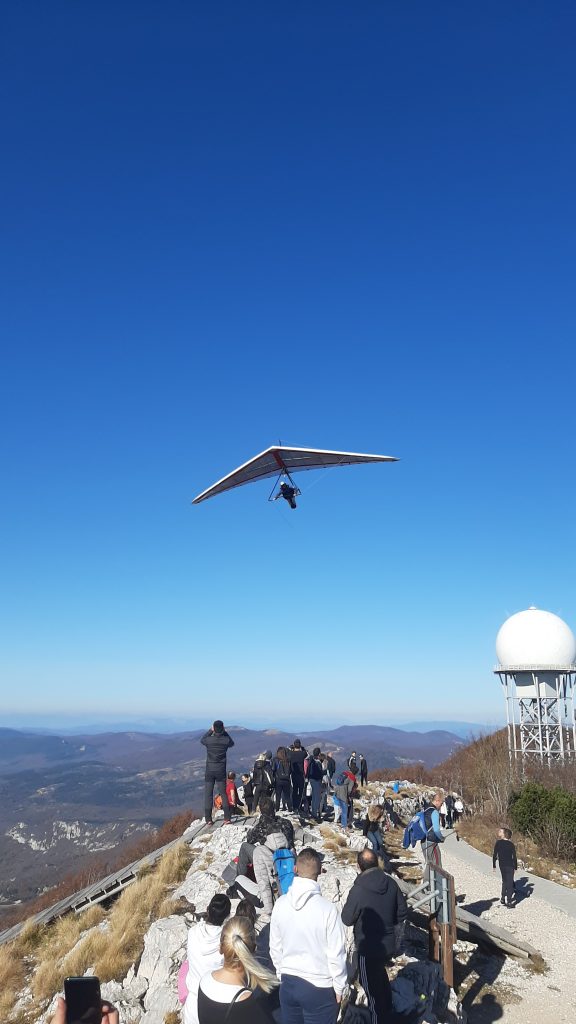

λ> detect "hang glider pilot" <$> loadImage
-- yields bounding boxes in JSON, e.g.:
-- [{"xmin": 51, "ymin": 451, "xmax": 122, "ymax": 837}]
[{"xmin": 275, "ymin": 481, "xmax": 297, "ymax": 509}]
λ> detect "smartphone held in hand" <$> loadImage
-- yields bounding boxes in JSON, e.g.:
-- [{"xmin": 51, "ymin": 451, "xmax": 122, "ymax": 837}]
[{"xmin": 64, "ymin": 977, "xmax": 101, "ymax": 1024}]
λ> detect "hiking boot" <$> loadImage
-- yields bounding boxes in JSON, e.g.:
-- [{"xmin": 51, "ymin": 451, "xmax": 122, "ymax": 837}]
[{"xmin": 500, "ymin": 898, "xmax": 506, "ymax": 905}]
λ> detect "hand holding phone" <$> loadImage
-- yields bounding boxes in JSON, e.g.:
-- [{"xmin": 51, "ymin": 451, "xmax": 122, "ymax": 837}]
[{"xmin": 51, "ymin": 979, "xmax": 118, "ymax": 1024}]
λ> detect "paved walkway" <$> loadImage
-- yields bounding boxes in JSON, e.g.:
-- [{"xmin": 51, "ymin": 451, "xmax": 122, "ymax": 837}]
[{"xmin": 442, "ymin": 829, "xmax": 576, "ymax": 918}]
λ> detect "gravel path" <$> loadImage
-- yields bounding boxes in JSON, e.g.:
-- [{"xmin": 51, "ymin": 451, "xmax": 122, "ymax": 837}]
[{"xmin": 439, "ymin": 838, "xmax": 576, "ymax": 1023}]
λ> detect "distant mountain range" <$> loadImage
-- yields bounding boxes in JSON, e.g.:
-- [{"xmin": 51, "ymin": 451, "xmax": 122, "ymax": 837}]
[{"xmin": 0, "ymin": 723, "xmax": 462, "ymax": 909}]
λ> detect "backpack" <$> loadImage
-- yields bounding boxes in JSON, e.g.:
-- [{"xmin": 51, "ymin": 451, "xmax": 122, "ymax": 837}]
[
  {"xmin": 275, "ymin": 758, "xmax": 291, "ymax": 782},
  {"xmin": 402, "ymin": 810, "xmax": 429, "ymax": 849},
  {"xmin": 307, "ymin": 757, "xmax": 323, "ymax": 781},
  {"xmin": 273, "ymin": 848, "xmax": 296, "ymax": 894}
]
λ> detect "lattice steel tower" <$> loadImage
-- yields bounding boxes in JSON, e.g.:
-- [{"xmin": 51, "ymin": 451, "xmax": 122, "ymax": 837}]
[{"xmin": 495, "ymin": 607, "xmax": 576, "ymax": 764}]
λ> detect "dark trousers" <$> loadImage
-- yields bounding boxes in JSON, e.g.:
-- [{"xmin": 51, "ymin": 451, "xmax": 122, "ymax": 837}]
[
  {"xmin": 291, "ymin": 775, "xmax": 305, "ymax": 810},
  {"xmin": 360, "ymin": 770, "xmax": 368, "ymax": 786},
  {"xmin": 275, "ymin": 779, "xmax": 292, "ymax": 811},
  {"xmin": 358, "ymin": 954, "xmax": 392, "ymax": 1024},
  {"xmin": 310, "ymin": 778, "xmax": 322, "ymax": 817},
  {"xmin": 237, "ymin": 841, "xmax": 256, "ymax": 876},
  {"xmin": 500, "ymin": 865, "xmax": 515, "ymax": 904},
  {"xmin": 280, "ymin": 974, "xmax": 338, "ymax": 1024},
  {"xmin": 253, "ymin": 785, "xmax": 271, "ymax": 811},
  {"xmin": 366, "ymin": 830, "xmax": 384, "ymax": 857},
  {"xmin": 204, "ymin": 773, "xmax": 230, "ymax": 821}
]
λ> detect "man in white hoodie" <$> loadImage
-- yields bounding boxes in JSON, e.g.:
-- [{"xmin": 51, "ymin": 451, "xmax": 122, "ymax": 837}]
[
  {"xmin": 269, "ymin": 847, "xmax": 347, "ymax": 1024},
  {"xmin": 184, "ymin": 893, "xmax": 231, "ymax": 1024}
]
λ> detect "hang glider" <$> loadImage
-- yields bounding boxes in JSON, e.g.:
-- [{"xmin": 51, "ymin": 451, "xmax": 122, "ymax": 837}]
[{"xmin": 192, "ymin": 445, "xmax": 398, "ymax": 506}]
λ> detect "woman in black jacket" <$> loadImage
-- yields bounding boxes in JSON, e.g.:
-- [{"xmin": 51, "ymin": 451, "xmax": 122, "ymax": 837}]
[
  {"xmin": 272, "ymin": 746, "xmax": 292, "ymax": 811},
  {"xmin": 252, "ymin": 751, "xmax": 274, "ymax": 812}
]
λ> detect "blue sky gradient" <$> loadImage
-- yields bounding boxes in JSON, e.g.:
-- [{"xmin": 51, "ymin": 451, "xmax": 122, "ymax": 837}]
[{"xmin": 2, "ymin": 2, "xmax": 575, "ymax": 726}]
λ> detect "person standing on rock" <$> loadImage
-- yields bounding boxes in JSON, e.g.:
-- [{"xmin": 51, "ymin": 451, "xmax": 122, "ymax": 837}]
[
  {"xmin": 418, "ymin": 790, "xmax": 445, "ymax": 867},
  {"xmin": 359, "ymin": 754, "xmax": 368, "ymax": 787},
  {"xmin": 289, "ymin": 738, "xmax": 308, "ymax": 812},
  {"xmin": 341, "ymin": 848, "xmax": 408, "ymax": 1024},
  {"xmin": 201, "ymin": 720, "xmax": 235, "ymax": 825},
  {"xmin": 252, "ymin": 751, "xmax": 274, "ymax": 812},
  {"xmin": 184, "ymin": 893, "xmax": 231, "ymax": 1024},
  {"xmin": 269, "ymin": 847, "xmax": 347, "ymax": 1024}
]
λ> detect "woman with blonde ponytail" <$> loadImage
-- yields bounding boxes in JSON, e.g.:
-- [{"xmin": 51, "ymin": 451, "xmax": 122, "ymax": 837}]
[{"xmin": 197, "ymin": 915, "xmax": 278, "ymax": 1023}]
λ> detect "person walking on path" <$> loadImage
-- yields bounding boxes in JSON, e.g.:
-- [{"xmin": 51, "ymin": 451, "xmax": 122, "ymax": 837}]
[
  {"xmin": 201, "ymin": 720, "xmax": 234, "ymax": 824},
  {"xmin": 445, "ymin": 793, "xmax": 454, "ymax": 829},
  {"xmin": 184, "ymin": 893, "xmax": 231, "ymax": 1024},
  {"xmin": 341, "ymin": 848, "xmax": 408, "ymax": 1024},
  {"xmin": 197, "ymin": 915, "xmax": 278, "ymax": 1024},
  {"xmin": 289, "ymin": 739, "xmax": 308, "ymax": 813},
  {"xmin": 269, "ymin": 847, "xmax": 347, "ymax": 1024},
  {"xmin": 418, "ymin": 791, "xmax": 445, "ymax": 868},
  {"xmin": 493, "ymin": 827, "xmax": 518, "ymax": 908},
  {"xmin": 453, "ymin": 796, "xmax": 464, "ymax": 823},
  {"xmin": 273, "ymin": 746, "xmax": 292, "ymax": 812},
  {"xmin": 359, "ymin": 755, "xmax": 368, "ymax": 787}
]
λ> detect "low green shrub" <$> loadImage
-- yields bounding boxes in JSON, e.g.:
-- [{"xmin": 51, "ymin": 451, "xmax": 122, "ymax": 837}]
[{"xmin": 510, "ymin": 782, "xmax": 576, "ymax": 860}]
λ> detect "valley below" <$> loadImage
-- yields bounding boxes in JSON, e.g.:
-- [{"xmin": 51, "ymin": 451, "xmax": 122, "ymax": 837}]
[{"xmin": 0, "ymin": 722, "xmax": 461, "ymax": 909}]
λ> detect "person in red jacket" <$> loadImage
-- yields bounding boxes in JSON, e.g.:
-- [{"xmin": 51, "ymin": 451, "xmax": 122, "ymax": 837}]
[{"xmin": 226, "ymin": 771, "xmax": 244, "ymax": 815}]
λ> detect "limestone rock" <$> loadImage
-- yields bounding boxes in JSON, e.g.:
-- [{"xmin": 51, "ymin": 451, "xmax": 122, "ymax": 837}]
[
  {"xmin": 140, "ymin": 984, "xmax": 180, "ymax": 1023},
  {"xmin": 137, "ymin": 915, "xmax": 187, "ymax": 997}
]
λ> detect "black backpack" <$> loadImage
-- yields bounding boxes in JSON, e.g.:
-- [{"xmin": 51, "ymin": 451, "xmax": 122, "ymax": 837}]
[{"xmin": 275, "ymin": 757, "xmax": 291, "ymax": 782}]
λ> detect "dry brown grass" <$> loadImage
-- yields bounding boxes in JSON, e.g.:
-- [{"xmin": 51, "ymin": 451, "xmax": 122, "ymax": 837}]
[
  {"xmin": 0, "ymin": 944, "xmax": 27, "ymax": 1022},
  {"xmin": 164, "ymin": 1012, "xmax": 181, "ymax": 1024},
  {"xmin": 10, "ymin": 841, "xmax": 195, "ymax": 1018}
]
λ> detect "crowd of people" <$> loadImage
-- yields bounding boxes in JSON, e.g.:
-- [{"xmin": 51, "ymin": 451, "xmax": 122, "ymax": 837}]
[
  {"xmin": 200, "ymin": 721, "xmax": 371, "ymax": 830},
  {"xmin": 50, "ymin": 725, "xmax": 519, "ymax": 1024},
  {"xmin": 174, "ymin": 722, "xmax": 409, "ymax": 1024},
  {"xmin": 181, "ymin": 836, "xmax": 408, "ymax": 1024}
]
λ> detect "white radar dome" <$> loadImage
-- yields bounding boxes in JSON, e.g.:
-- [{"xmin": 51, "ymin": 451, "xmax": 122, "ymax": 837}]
[{"xmin": 496, "ymin": 607, "xmax": 576, "ymax": 669}]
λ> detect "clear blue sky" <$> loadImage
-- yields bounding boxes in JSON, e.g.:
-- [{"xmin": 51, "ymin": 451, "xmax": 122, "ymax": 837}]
[{"xmin": 2, "ymin": 2, "xmax": 575, "ymax": 727}]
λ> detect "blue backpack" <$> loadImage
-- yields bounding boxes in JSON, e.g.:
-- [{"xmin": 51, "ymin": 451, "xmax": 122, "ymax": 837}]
[
  {"xmin": 273, "ymin": 848, "xmax": 296, "ymax": 894},
  {"xmin": 402, "ymin": 810, "xmax": 429, "ymax": 849}
]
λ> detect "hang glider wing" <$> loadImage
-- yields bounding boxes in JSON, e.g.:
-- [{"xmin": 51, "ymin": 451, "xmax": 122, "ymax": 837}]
[{"xmin": 192, "ymin": 446, "xmax": 398, "ymax": 504}]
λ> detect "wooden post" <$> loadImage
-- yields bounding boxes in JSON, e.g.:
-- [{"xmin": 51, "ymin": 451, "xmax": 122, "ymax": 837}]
[
  {"xmin": 440, "ymin": 922, "xmax": 454, "ymax": 988},
  {"xmin": 428, "ymin": 915, "xmax": 440, "ymax": 963}
]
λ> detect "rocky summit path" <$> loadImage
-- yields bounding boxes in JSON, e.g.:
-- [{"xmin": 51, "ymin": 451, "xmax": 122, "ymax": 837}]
[{"xmin": 438, "ymin": 832, "xmax": 576, "ymax": 1024}]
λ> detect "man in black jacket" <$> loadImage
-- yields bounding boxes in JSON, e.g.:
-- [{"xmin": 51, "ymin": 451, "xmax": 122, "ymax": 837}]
[
  {"xmin": 289, "ymin": 739, "xmax": 308, "ymax": 812},
  {"xmin": 492, "ymin": 827, "xmax": 518, "ymax": 907},
  {"xmin": 200, "ymin": 720, "xmax": 235, "ymax": 824},
  {"xmin": 359, "ymin": 754, "xmax": 368, "ymax": 787},
  {"xmin": 341, "ymin": 848, "xmax": 408, "ymax": 1023}
]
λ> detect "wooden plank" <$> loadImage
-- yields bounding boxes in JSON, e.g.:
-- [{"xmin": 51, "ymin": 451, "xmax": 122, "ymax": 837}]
[{"xmin": 396, "ymin": 876, "xmax": 542, "ymax": 962}]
